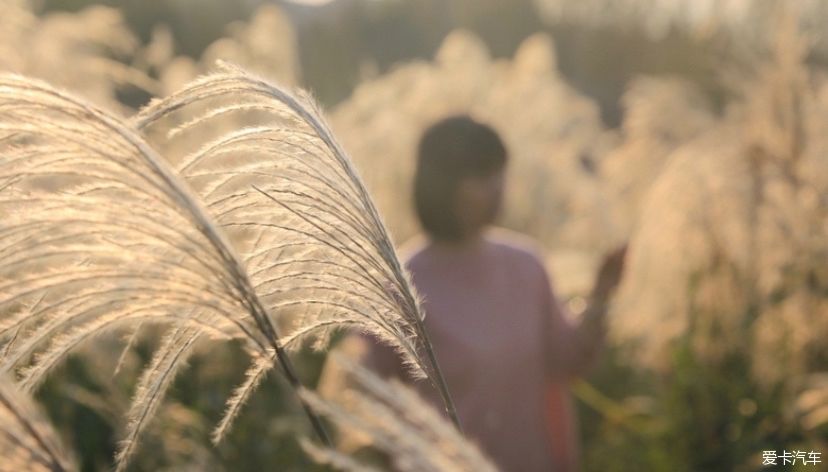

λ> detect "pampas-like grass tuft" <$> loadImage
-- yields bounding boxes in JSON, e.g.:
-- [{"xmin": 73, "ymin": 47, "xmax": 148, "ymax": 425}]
[
  {"xmin": 134, "ymin": 62, "xmax": 461, "ymax": 432},
  {"xmin": 0, "ymin": 374, "xmax": 75, "ymax": 472},
  {"xmin": 0, "ymin": 64, "xmax": 460, "ymax": 469},
  {"xmin": 299, "ymin": 356, "xmax": 495, "ymax": 472},
  {"xmin": 0, "ymin": 71, "xmax": 327, "ymax": 470}
]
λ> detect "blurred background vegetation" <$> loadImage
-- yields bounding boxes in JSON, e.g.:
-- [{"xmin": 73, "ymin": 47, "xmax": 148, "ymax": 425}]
[{"xmin": 3, "ymin": 0, "xmax": 828, "ymax": 470}]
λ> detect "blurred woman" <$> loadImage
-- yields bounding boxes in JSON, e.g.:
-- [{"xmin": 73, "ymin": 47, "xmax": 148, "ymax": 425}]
[{"xmin": 363, "ymin": 115, "xmax": 625, "ymax": 471}]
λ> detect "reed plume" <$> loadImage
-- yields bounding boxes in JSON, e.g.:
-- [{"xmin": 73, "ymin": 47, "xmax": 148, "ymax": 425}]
[
  {"xmin": 133, "ymin": 61, "xmax": 461, "ymax": 431},
  {"xmin": 0, "ymin": 374, "xmax": 75, "ymax": 472},
  {"xmin": 1, "ymin": 0, "xmax": 158, "ymax": 109},
  {"xmin": 613, "ymin": 12, "xmax": 828, "ymax": 381},
  {"xmin": 0, "ymin": 64, "xmax": 461, "ymax": 468},
  {"xmin": 0, "ymin": 72, "xmax": 330, "ymax": 470},
  {"xmin": 300, "ymin": 356, "xmax": 495, "ymax": 472}
]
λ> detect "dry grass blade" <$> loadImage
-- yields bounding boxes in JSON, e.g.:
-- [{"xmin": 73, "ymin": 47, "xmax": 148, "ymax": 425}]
[
  {"xmin": 133, "ymin": 62, "xmax": 462, "ymax": 431},
  {"xmin": 299, "ymin": 357, "xmax": 495, "ymax": 472},
  {"xmin": 210, "ymin": 348, "xmax": 275, "ymax": 445},
  {"xmin": 300, "ymin": 438, "xmax": 383, "ymax": 472},
  {"xmin": 0, "ymin": 72, "xmax": 330, "ymax": 468},
  {"xmin": 114, "ymin": 326, "xmax": 201, "ymax": 472},
  {"xmin": 0, "ymin": 374, "xmax": 75, "ymax": 472}
]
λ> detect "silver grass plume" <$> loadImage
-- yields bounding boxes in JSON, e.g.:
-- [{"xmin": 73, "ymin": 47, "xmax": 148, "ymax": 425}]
[
  {"xmin": 132, "ymin": 62, "xmax": 462, "ymax": 432},
  {"xmin": 114, "ymin": 326, "xmax": 201, "ymax": 468},
  {"xmin": 299, "ymin": 356, "xmax": 495, "ymax": 472},
  {"xmin": 0, "ymin": 72, "xmax": 331, "ymax": 470},
  {"xmin": 0, "ymin": 374, "xmax": 75, "ymax": 472}
]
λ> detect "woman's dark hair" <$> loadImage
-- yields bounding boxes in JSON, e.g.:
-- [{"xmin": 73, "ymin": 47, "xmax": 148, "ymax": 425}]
[{"xmin": 414, "ymin": 115, "xmax": 508, "ymax": 241}]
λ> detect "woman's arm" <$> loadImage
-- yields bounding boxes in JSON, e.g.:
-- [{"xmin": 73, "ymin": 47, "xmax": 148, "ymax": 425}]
[
  {"xmin": 578, "ymin": 244, "xmax": 627, "ymax": 347},
  {"xmin": 544, "ymin": 245, "xmax": 626, "ymax": 381}
]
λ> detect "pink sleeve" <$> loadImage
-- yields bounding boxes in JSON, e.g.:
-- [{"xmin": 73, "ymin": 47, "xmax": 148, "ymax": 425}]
[{"xmin": 539, "ymin": 266, "xmax": 602, "ymax": 381}]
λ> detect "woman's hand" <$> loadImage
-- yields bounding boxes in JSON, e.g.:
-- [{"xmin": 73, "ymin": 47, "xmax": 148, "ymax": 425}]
[
  {"xmin": 578, "ymin": 244, "xmax": 627, "ymax": 338},
  {"xmin": 590, "ymin": 244, "xmax": 628, "ymax": 305},
  {"xmin": 571, "ymin": 245, "xmax": 628, "ymax": 368}
]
